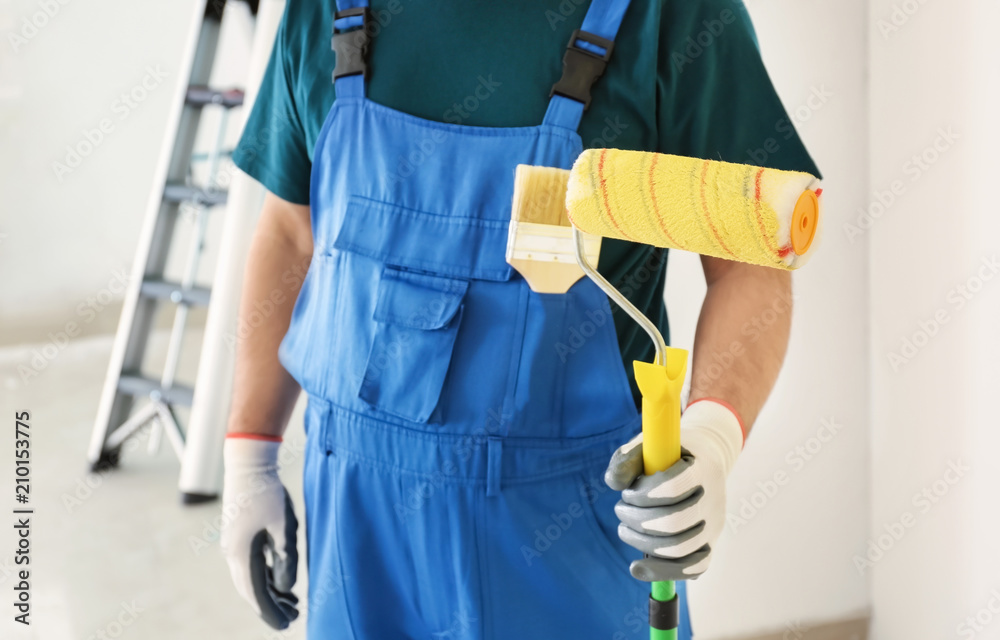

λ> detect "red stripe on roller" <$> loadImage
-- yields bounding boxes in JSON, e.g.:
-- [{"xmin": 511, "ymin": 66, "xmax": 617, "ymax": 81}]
[
  {"xmin": 647, "ymin": 153, "xmax": 685, "ymax": 249},
  {"xmin": 598, "ymin": 149, "xmax": 635, "ymax": 240},
  {"xmin": 752, "ymin": 167, "xmax": 781, "ymax": 259},
  {"xmin": 700, "ymin": 161, "xmax": 737, "ymax": 258}
]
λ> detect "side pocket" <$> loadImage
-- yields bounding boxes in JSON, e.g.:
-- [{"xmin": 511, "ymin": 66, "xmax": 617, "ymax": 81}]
[
  {"xmin": 578, "ymin": 472, "xmax": 641, "ymax": 570},
  {"xmin": 358, "ymin": 266, "xmax": 469, "ymax": 424}
]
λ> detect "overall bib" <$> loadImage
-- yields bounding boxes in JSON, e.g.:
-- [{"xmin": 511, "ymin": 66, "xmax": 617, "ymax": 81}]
[{"xmin": 286, "ymin": 1, "xmax": 693, "ymax": 637}]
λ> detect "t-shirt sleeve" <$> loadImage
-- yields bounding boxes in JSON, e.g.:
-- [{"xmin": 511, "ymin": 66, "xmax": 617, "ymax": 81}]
[
  {"xmin": 231, "ymin": 2, "xmax": 312, "ymax": 205},
  {"xmin": 657, "ymin": 0, "xmax": 822, "ymax": 178}
]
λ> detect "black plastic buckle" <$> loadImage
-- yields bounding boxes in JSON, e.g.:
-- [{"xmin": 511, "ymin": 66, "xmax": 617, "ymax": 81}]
[
  {"xmin": 550, "ymin": 30, "xmax": 615, "ymax": 110},
  {"xmin": 331, "ymin": 8, "xmax": 371, "ymax": 81}
]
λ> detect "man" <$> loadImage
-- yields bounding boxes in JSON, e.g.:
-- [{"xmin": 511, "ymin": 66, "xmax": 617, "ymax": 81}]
[{"xmin": 220, "ymin": 0, "xmax": 820, "ymax": 638}]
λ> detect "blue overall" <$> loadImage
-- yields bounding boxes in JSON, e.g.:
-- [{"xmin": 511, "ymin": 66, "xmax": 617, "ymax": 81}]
[{"xmin": 285, "ymin": 0, "xmax": 692, "ymax": 637}]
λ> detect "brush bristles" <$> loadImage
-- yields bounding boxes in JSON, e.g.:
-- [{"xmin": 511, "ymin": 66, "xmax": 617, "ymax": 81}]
[
  {"xmin": 507, "ymin": 164, "xmax": 593, "ymax": 294},
  {"xmin": 511, "ymin": 165, "xmax": 571, "ymax": 226}
]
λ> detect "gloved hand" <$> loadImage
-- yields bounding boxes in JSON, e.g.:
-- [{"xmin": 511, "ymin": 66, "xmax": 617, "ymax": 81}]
[
  {"xmin": 221, "ymin": 436, "xmax": 300, "ymax": 630},
  {"xmin": 605, "ymin": 399, "xmax": 744, "ymax": 582}
]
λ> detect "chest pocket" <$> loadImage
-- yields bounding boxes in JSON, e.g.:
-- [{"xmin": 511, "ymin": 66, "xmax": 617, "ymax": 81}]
[
  {"xmin": 357, "ymin": 263, "xmax": 469, "ymax": 424},
  {"xmin": 332, "ymin": 195, "xmax": 510, "ymax": 424}
]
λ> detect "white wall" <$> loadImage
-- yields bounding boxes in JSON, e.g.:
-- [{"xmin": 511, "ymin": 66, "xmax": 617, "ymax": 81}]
[
  {"xmin": 869, "ymin": 1, "xmax": 1000, "ymax": 638},
  {"xmin": 670, "ymin": 1, "xmax": 871, "ymax": 637},
  {"xmin": 0, "ymin": 0, "xmax": 253, "ymax": 344}
]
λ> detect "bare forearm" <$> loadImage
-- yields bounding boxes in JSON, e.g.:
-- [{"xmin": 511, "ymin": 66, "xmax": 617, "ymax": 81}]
[
  {"xmin": 687, "ymin": 258, "xmax": 792, "ymax": 432},
  {"xmin": 227, "ymin": 194, "xmax": 313, "ymax": 437}
]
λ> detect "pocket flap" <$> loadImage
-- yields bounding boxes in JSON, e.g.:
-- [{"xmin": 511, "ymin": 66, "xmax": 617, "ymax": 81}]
[
  {"xmin": 333, "ymin": 196, "xmax": 514, "ymax": 282},
  {"xmin": 373, "ymin": 268, "xmax": 468, "ymax": 330}
]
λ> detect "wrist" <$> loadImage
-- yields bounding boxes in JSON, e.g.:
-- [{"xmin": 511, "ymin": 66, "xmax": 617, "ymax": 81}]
[
  {"xmin": 226, "ymin": 431, "xmax": 282, "ymax": 443},
  {"xmin": 686, "ymin": 398, "xmax": 746, "ymax": 446},
  {"xmin": 682, "ymin": 398, "xmax": 744, "ymax": 475},
  {"xmin": 223, "ymin": 436, "xmax": 282, "ymax": 471},
  {"xmin": 226, "ymin": 412, "xmax": 284, "ymax": 441}
]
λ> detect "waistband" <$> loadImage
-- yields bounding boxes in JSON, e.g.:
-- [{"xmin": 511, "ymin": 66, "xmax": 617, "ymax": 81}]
[{"xmin": 306, "ymin": 396, "xmax": 639, "ymax": 494}]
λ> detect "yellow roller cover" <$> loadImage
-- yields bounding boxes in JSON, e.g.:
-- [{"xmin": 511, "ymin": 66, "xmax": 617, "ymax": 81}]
[{"xmin": 566, "ymin": 148, "xmax": 823, "ymax": 270}]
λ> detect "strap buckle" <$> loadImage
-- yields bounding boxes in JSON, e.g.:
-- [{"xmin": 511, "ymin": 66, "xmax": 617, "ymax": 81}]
[
  {"xmin": 332, "ymin": 8, "xmax": 372, "ymax": 81},
  {"xmin": 550, "ymin": 29, "xmax": 615, "ymax": 110}
]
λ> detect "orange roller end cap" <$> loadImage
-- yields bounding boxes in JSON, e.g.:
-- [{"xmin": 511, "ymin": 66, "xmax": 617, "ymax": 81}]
[{"xmin": 791, "ymin": 190, "xmax": 819, "ymax": 256}]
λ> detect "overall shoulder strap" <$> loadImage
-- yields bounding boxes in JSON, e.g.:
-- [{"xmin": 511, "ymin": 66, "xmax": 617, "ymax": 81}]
[
  {"xmin": 543, "ymin": 0, "xmax": 634, "ymax": 131},
  {"xmin": 331, "ymin": 0, "xmax": 371, "ymax": 98}
]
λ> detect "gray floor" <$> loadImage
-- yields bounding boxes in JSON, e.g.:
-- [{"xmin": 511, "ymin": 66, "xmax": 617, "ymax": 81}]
[
  {"xmin": 735, "ymin": 618, "xmax": 867, "ymax": 640},
  {"xmin": 0, "ymin": 331, "xmax": 309, "ymax": 640}
]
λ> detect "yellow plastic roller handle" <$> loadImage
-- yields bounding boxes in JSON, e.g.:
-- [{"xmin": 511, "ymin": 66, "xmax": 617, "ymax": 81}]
[
  {"xmin": 634, "ymin": 346, "xmax": 688, "ymax": 640},
  {"xmin": 634, "ymin": 347, "xmax": 688, "ymax": 476}
]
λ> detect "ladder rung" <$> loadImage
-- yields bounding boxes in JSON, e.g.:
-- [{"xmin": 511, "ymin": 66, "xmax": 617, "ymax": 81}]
[
  {"xmin": 163, "ymin": 184, "xmax": 228, "ymax": 207},
  {"xmin": 140, "ymin": 279, "xmax": 211, "ymax": 306},
  {"xmin": 190, "ymin": 150, "xmax": 234, "ymax": 162},
  {"xmin": 117, "ymin": 374, "xmax": 195, "ymax": 406},
  {"xmin": 185, "ymin": 86, "xmax": 245, "ymax": 108}
]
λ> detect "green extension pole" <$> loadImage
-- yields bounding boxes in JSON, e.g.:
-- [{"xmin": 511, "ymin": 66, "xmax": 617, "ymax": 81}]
[{"xmin": 650, "ymin": 581, "xmax": 678, "ymax": 639}]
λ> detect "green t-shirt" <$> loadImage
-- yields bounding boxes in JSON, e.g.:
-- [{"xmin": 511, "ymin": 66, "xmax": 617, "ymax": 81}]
[{"xmin": 233, "ymin": 0, "xmax": 820, "ymax": 405}]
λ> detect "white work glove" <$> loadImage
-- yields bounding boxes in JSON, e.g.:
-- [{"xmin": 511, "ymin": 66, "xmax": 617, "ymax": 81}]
[
  {"xmin": 605, "ymin": 399, "xmax": 744, "ymax": 581},
  {"xmin": 221, "ymin": 436, "xmax": 299, "ymax": 630}
]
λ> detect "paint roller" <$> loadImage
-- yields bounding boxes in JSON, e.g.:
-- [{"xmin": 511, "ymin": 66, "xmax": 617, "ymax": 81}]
[{"xmin": 507, "ymin": 148, "xmax": 822, "ymax": 640}]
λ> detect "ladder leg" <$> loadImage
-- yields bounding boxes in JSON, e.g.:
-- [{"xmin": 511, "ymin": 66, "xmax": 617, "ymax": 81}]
[
  {"xmin": 155, "ymin": 403, "xmax": 188, "ymax": 461},
  {"xmin": 105, "ymin": 401, "xmax": 161, "ymax": 451},
  {"xmin": 146, "ymin": 413, "xmax": 163, "ymax": 455},
  {"xmin": 179, "ymin": 0, "xmax": 285, "ymax": 503},
  {"xmin": 149, "ymin": 208, "xmax": 205, "ymax": 454}
]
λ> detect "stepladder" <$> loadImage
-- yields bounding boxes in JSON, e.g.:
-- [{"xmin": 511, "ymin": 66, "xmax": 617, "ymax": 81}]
[{"xmin": 87, "ymin": 0, "xmax": 268, "ymax": 492}]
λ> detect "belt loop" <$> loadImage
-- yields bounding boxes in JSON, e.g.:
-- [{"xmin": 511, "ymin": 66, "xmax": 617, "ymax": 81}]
[{"xmin": 487, "ymin": 437, "xmax": 503, "ymax": 497}]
